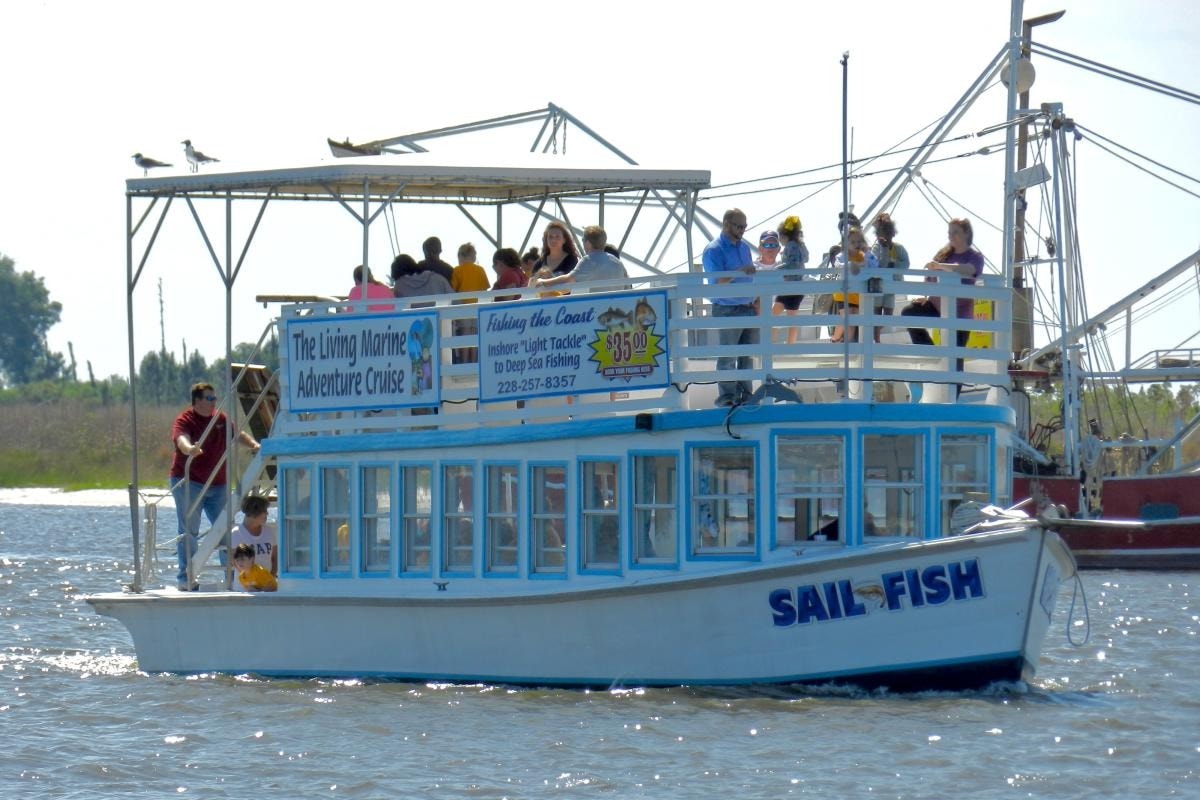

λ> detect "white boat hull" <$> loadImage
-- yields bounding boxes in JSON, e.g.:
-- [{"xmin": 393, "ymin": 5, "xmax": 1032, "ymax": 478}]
[{"xmin": 90, "ymin": 527, "xmax": 1075, "ymax": 690}]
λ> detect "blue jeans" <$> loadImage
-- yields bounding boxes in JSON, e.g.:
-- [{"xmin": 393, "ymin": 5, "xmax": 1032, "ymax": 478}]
[
  {"xmin": 713, "ymin": 303, "xmax": 758, "ymax": 402},
  {"xmin": 170, "ymin": 478, "xmax": 228, "ymax": 585}
]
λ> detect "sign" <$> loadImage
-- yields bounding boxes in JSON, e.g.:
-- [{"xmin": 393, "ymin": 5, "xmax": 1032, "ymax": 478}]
[
  {"xmin": 478, "ymin": 291, "xmax": 670, "ymax": 402},
  {"xmin": 930, "ymin": 300, "xmax": 994, "ymax": 348},
  {"xmin": 284, "ymin": 312, "xmax": 440, "ymax": 413},
  {"xmin": 768, "ymin": 558, "xmax": 986, "ymax": 626}
]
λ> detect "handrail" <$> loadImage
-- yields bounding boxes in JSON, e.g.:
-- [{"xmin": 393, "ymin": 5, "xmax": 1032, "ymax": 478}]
[
  {"xmin": 260, "ymin": 269, "xmax": 1010, "ymax": 438},
  {"xmin": 173, "ymin": 320, "xmax": 279, "ymax": 588}
]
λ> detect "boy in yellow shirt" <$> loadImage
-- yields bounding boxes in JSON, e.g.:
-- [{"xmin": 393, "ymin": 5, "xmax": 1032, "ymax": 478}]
[{"xmin": 232, "ymin": 543, "xmax": 278, "ymax": 592}]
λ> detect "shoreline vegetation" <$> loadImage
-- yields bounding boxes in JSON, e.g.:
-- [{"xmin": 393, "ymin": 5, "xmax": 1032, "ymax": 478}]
[
  {"xmin": 0, "ymin": 402, "xmax": 176, "ymax": 490},
  {"xmin": 1, "ymin": 386, "xmax": 1196, "ymax": 491}
]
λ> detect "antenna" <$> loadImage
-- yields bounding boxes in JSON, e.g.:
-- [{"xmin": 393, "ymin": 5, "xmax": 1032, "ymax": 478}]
[{"xmin": 158, "ymin": 277, "xmax": 166, "ymax": 354}]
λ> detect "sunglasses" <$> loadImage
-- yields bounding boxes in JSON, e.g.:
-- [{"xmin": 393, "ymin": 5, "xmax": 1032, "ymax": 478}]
[
  {"xmin": 761, "ymin": 242, "xmax": 780, "ymax": 249},
  {"xmin": 203, "ymin": 395, "xmax": 218, "ymax": 402}
]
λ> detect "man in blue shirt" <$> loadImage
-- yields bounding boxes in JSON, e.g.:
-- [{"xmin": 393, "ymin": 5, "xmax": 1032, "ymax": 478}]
[{"xmin": 702, "ymin": 208, "xmax": 758, "ymax": 406}]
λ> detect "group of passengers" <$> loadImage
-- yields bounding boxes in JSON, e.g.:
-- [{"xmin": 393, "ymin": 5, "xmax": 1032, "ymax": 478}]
[
  {"xmin": 345, "ymin": 224, "xmax": 629, "ymax": 308},
  {"xmin": 703, "ymin": 207, "xmax": 984, "ymax": 406},
  {"xmin": 344, "ymin": 226, "xmax": 630, "ymax": 361}
]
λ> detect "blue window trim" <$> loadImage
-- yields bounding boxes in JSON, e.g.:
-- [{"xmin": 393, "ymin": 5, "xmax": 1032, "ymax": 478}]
[
  {"xmin": 857, "ymin": 427, "xmax": 931, "ymax": 544},
  {"xmin": 527, "ymin": 460, "xmax": 569, "ymax": 581},
  {"xmin": 398, "ymin": 461, "xmax": 434, "ymax": 579},
  {"xmin": 318, "ymin": 462, "xmax": 355, "ymax": 579},
  {"xmin": 577, "ymin": 456, "xmax": 622, "ymax": 576},
  {"xmin": 357, "ymin": 461, "xmax": 394, "ymax": 579},
  {"xmin": 768, "ymin": 428, "xmax": 850, "ymax": 551},
  {"xmin": 627, "ymin": 449, "xmax": 680, "ymax": 570},
  {"xmin": 279, "ymin": 462, "xmax": 315, "ymax": 579},
  {"xmin": 684, "ymin": 440, "xmax": 761, "ymax": 563},
  {"xmin": 438, "ymin": 461, "xmax": 476, "ymax": 578},
  {"xmin": 934, "ymin": 428, "xmax": 996, "ymax": 536},
  {"xmin": 482, "ymin": 460, "xmax": 521, "ymax": 580}
]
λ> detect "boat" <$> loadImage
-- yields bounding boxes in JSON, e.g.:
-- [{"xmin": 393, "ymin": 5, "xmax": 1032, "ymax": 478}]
[
  {"xmin": 1008, "ymin": 249, "xmax": 1200, "ymax": 569},
  {"xmin": 88, "ymin": 5, "xmax": 1080, "ymax": 690},
  {"xmin": 327, "ymin": 137, "xmax": 384, "ymax": 158},
  {"xmin": 996, "ymin": 36, "xmax": 1200, "ymax": 569}
]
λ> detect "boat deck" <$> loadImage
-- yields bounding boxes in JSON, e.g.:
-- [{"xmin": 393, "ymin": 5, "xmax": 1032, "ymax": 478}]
[{"xmin": 263, "ymin": 269, "xmax": 1012, "ymax": 438}]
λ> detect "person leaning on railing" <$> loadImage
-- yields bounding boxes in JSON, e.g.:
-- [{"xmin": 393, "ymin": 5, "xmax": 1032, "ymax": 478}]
[
  {"xmin": 899, "ymin": 217, "xmax": 984, "ymax": 375},
  {"xmin": 169, "ymin": 382, "xmax": 260, "ymax": 591}
]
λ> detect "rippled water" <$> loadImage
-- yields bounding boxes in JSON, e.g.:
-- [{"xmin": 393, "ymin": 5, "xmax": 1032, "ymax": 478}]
[{"xmin": 1, "ymin": 492, "xmax": 1196, "ymax": 798}]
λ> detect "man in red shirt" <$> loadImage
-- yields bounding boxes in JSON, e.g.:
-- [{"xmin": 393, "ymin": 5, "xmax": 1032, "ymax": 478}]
[{"xmin": 169, "ymin": 382, "xmax": 260, "ymax": 590}]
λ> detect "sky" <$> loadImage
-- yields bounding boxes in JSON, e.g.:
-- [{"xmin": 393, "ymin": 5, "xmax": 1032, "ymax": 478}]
[{"xmin": 0, "ymin": 0, "xmax": 1196, "ymax": 382}]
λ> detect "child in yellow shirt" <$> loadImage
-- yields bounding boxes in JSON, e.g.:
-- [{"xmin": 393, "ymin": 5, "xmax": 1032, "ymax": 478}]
[{"xmin": 232, "ymin": 543, "xmax": 278, "ymax": 592}]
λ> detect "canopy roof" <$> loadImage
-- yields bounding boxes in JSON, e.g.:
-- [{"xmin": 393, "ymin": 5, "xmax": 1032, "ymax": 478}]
[{"xmin": 126, "ymin": 153, "xmax": 711, "ymax": 205}]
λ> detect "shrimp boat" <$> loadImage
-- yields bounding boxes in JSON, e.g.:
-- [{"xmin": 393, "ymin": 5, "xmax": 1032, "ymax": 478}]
[
  {"xmin": 1010, "ymin": 250, "xmax": 1200, "ymax": 569},
  {"xmin": 88, "ymin": 8, "xmax": 1078, "ymax": 690},
  {"xmin": 993, "ymin": 19, "xmax": 1200, "ymax": 570}
]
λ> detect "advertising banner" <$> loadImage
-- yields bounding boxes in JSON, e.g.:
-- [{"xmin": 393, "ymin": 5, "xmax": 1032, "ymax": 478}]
[
  {"xmin": 478, "ymin": 291, "xmax": 670, "ymax": 402},
  {"xmin": 284, "ymin": 312, "xmax": 440, "ymax": 413}
]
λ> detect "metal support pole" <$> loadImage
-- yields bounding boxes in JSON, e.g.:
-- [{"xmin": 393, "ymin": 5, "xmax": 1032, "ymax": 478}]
[
  {"xmin": 840, "ymin": 51, "xmax": 851, "ymax": 396},
  {"xmin": 126, "ymin": 192, "xmax": 142, "ymax": 591},
  {"xmin": 1002, "ymin": 0, "xmax": 1026, "ymax": 362}
]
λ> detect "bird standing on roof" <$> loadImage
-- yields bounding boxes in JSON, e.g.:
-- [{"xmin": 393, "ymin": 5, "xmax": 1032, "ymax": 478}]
[
  {"xmin": 132, "ymin": 153, "xmax": 172, "ymax": 176},
  {"xmin": 181, "ymin": 139, "xmax": 219, "ymax": 172}
]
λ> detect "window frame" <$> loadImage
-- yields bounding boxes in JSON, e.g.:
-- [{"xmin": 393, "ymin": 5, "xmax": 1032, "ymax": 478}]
[
  {"xmin": 358, "ymin": 462, "xmax": 394, "ymax": 576},
  {"xmin": 441, "ymin": 462, "xmax": 476, "ymax": 576},
  {"xmin": 860, "ymin": 429, "xmax": 928, "ymax": 541},
  {"xmin": 528, "ymin": 462, "xmax": 568, "ymax": 578},
  {"xmin": 319, "ymin": 463, "xmax": 353, "ymax": 577},
  {"xmin": 630, "ymin": 451, "xmax": 679, "ymax": 569},
  {"xmin": 484, "ymin": 461, "xmax": 520, "ymax": 577},
  {"xmin": 937, "ymin": 429, "xmax": 994, "ymax": 535},
  {"xmin": 280, "ymin": 463, "xmax": 315, "ymax": 578},
  {"xmin": 579, "ymin": 458, "xmax": 621, "ymax": 574},
  {"xmin": 771, "ymin": 432, "xmax": 848, "ymax": 549},
  {"xmin": 686, "ymin": 442, "xmax": 760, "ymax": 560},
  {"xmin": 400, "ymin": 463, "xmax": 434, "ymax": 577}
]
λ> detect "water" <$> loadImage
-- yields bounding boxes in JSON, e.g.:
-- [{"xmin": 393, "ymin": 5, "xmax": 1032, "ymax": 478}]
[{"xmin": 1, "ymin": 490, "xmax": 1196, "ymax": 799}]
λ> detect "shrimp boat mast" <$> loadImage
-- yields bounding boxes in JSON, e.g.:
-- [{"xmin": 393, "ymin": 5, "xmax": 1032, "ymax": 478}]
[
  {"xmin": 88, "ymin": 2, "xmax": 1078, "ymax": 689},
  {"xmin": 987, "ymin": 16, "xmax": 1200, "ymax": 569}
]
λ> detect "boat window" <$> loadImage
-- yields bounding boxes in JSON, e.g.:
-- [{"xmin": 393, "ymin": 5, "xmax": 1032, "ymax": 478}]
[
  {"xmin": 486, "ymin": 464, "xmax": 519, "ymax": 574},
  {"xmin": 634, "ymin": 455, "xmax": 677, "ymax": 563},
  {"xmin": 692, "ymin": 446, "xmax": 756, "ymax": 554},
  {"xmin": 775, "ymin": 436, "xmax": 844, "ymax": 545},
  {"xmin": 402, "ymin": 466, "xmax": 432, "ymax": 573},
  {"xmin": 582, "ymin": 460, "xmax": 620, "ymax": 570},
  {"xmin": 940, "ymin": 434, "xmax": 990, "ymax": 534},
  {"xmin": 443, "ymin": 464, "xmax": 475, "ymax": 574},
  {"xmin": 360, "ymin": 466, "xmax": 391, "ymax": 573},
  {"xmin": 531, "ymin": 465, "xmax": 566, "ymax": 574},
  {"xmin": 863, "ymin": 434, "xmax": 924, "ymax": 537},
  {"xmin": 282, "ymin": 466, "xmax": 311, "ymax": 572},
  {"xmin": 322, "ymin": 466, "xmax": 351, "ymax": 572}
]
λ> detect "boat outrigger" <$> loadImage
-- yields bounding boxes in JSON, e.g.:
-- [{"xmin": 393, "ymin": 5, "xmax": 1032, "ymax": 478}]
[{"xmin": 89, "ymin": 4, "xmax": 1081, "ymax": 690}]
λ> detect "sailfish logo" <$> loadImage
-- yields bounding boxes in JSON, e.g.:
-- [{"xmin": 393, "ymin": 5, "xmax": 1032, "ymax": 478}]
[{"xmin": 852, "ymin": 583, "xmax": 887, "ymax": 608}]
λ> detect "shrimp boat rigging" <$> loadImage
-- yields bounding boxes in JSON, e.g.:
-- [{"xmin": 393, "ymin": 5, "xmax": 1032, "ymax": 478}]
[
  {"xmin": 986, "ymin": 27, "xmax": 1200, "ymax": 570},
  {"xmin": 88, "ymin": 1, "xmax": 1079, "ymax": 689}
]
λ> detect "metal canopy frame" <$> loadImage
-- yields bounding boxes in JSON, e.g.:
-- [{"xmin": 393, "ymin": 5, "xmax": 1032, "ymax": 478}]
[{"xmin": 123, "ymin": 146, "xmax": 711, "ymax": 550}]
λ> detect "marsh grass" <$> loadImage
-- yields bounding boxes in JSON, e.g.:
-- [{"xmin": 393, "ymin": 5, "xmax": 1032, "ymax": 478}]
[{"xmin": 0, "ymin": 402, "xmax": 177, "ymax": 489}]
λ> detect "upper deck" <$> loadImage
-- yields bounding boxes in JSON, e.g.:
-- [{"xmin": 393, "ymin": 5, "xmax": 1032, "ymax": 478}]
[{"xmin": 262, "ymin": 268, "xmax": 1013, "ymax": 442}]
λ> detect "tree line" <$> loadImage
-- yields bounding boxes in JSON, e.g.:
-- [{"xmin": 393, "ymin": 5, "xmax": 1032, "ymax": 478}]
[{"xmin": 1, "ymin": 247, "xmax": 278, "ymax": 406}]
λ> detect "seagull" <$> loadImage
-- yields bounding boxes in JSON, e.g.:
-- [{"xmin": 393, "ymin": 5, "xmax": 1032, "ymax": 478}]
[
  {"xmin": 132, "ymin": 153, "xmax": 172, "ymax": 176},
  {"xmin": 181, "ymin": 139, "xmax": 219, "ymax": 172}
]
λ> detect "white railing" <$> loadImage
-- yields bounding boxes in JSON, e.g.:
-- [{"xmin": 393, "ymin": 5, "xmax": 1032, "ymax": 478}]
[{"xmin": 270, "ymin": 268, "xmax": 1012, "ymax": 434}]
